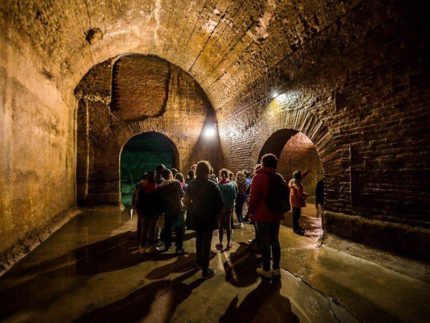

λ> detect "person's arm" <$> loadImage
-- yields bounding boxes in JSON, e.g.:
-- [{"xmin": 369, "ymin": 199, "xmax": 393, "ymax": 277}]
[
  {"xmin": 248, "ymin": 175, "xmax": 262, "ymax": 214},
  {"xmin": 302, "ymin": 170, "xmax": 310, "ymax": 180},
  {"xmin": 178, "ymin": 181, "xmax": 185, "ymax": 198}
]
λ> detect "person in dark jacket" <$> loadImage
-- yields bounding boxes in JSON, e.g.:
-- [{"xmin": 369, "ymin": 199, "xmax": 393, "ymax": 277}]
[
  {"xmin": 184, "ymin": 160, "xmax": 223, "ymax": 278},
  {"xmin": 158, "ymin": 169, "xmax": 185, "ymax": 254},
  {"xmin": 248, "ymin": 154, "xmax": 285, "ymax": 278},
  {"xmin": 137, "ymin": 171, "xmax": 160, "ymax": 254},
  {"xmin": 315, "ymin": 179, "xmax": 324, "ymax": 221}
]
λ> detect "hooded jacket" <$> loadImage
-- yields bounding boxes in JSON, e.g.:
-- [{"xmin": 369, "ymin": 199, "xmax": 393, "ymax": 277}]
[{"xmin": 248, "ymin": 167, "xmax": 284, "ymax": 222}]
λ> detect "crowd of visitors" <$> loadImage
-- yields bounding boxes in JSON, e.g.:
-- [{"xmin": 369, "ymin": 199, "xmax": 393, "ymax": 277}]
[{"xmin": 132, "ymin": 154, "xmax": 323, "ymax": 279}]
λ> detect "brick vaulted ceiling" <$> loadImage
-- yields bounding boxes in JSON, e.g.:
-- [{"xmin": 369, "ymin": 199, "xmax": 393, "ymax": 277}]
[{"xmin": 1, "ymin": 0, "xmax": 360, "ymax": 120}]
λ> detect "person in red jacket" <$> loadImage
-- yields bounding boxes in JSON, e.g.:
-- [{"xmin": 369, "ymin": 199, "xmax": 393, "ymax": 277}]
[
  {"xmin": 289, "ymin": 169, "xmax": 310, "ymax": 235},
  {"xmin": 248, "ymin": 154, "xmax": 284, "ymax": 278}
]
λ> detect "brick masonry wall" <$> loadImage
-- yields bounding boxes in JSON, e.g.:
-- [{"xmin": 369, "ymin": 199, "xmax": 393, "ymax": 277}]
[
  {"xmin": 75, "ymin": 55, "xmax": 222, "ymax": 205},
  {"xmin": 218, "ymin": 1, "xmax": 430, "ymax": 258}
]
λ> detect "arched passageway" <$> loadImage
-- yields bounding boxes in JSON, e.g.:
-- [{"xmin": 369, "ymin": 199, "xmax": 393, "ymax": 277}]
[
  {"xmin": 120, "ymin": 132, "xmax": 179, "ymax": 206},
  {"xmin": 259, "ymin": 129, "xmax": 324, "ymax": 239}
]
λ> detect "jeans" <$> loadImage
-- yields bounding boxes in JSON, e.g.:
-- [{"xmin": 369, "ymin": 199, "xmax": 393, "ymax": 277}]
[
  {"xmin": 140, "ymin": 217, "xmax": 158, "ymax": 247},
  {"xmin": 256, "ymin": 221, "xmax": 281, "ymax": 271},
  {"xmin": 292, "ymin": 207, "xmax": 301, "ymax": 231},
  {"xmin": 235, "ymin": 194, "xmax": 246, "ymax": 223},
  {"xmin": 196, "ymin": 230, "xmax": 213, "ymax": 270},
  {"xmin": 162, "ymin": 212, "xmax": 184, "ymax": 249},
  {"xmin": 219, "ymin": 209, "xmax": 232, "ymax": 244}
]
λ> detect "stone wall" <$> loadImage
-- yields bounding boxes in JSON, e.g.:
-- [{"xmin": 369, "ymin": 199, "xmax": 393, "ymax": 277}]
[
  {"xmin": 0, "ymin": 26, "xmax": 76, "ymax": 255},
  {"xmin": 75, "ymin": 55, "xmax": 222, "ymax": 206},
  {"xmin": 218, "ymin": 1, "xmax": 430, "ymax": 259}
]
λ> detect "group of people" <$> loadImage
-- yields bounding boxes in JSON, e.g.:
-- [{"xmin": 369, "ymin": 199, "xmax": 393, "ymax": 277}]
[{"xmin": 132, "ymin": 154, "xmax": 323, "ymax": 279}]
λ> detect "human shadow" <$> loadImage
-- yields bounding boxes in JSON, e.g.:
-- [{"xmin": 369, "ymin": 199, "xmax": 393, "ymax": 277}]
[
  {"xmin": 223, "ymin": 243, "xmax": 261, "ymax": 287},
  {"xmin": 75, "ymin": 269, "xmax": 205, "ymax": 323},
  {"xmin": 145, "ymin": 251, "xmax": 216, "ymax": 280},
  {"xmin": 219, "ymin": 279, "xmax": 300, "ymax": 323},
  {"xmin": 0, "ymin": 231, "xmax": 177, "ymax": 319}
]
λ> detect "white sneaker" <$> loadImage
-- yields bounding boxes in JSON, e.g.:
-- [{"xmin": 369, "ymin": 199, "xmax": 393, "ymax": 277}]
[
  {"xmin": 272, "ymin": 268, "xmax": 281, "ymax": 277},
  {"xmin": 256, "ymin": 268, "xmax": 272, "ymax": 278}
]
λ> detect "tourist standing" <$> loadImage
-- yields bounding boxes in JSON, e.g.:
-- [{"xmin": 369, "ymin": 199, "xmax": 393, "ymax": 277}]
[
  {"xmin": 315, "ymin": 179, "xmax": 324, "ymax": 220},
  {"xmin": 184, "ymin": 161, "xmax": 223, "ymax": 278},
  {"xmin": 137, "ymin": 171, "xmax": 161, "ymax": 254},
  {"xmin": 289, "ymin": 169, "xmax": 310, "ymax": 235},
  {"xmin": 175, "ymin": 172, "xmax": 186, "ymax": 189},
  {"xmin": 154, "ymin": 164, "xmax": 167, "ymax": 244},
  {"xmin": 158, "ymin": 169, "xmax": 185, "ymax": 255},
  {"xmin": 248, "ymin": 154, "xmax": 286, "ymax": 278},
  {"xmin": 235, "ymin": 171, "xmax": 247, "ymax": 228},
  {"xmin": 133, "ymin": 173, "xmax": 147, "ymax": 241},
  {"xmin": 216, "ymin": 169, "xmax": 237, "ymax": 250}
]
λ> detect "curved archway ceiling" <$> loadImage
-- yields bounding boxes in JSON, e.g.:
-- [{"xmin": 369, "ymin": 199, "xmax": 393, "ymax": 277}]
[{"xmin": 2, "ymin": 0, "xmax": 357, "ymax": 120}]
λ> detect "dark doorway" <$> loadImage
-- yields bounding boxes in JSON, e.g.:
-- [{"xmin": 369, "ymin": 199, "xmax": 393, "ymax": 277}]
[{"xmin": 120, "ymin": 132, "xmax": 179, "ymax": 206}]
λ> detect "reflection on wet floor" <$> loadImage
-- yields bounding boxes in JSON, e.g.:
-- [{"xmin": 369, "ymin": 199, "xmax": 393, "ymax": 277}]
[{"xmin": 0, "ymin": 206, "xmax": 429, "ymax": 322}]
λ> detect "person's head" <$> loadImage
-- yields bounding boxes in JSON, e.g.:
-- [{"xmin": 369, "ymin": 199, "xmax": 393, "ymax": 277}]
[
  {"xmin": 293, "ymin": 170, "xmax": 302, "ymax": 181},
  {"xmin": 191, "ymin": 164, "xmax": 197, "ymax": 171},
  {"xmin": 171, "ymin": 168, "xmax": 178, "ymax": 177},
  {"xmin": 261, "ymin": 154, "xmax": 278, "ymax": 169},
  {"xmin": 254, "ymin": 163, "xmax": 262, "ymax": 174},
  {"xmin": 146, "ymin": 171, "xmax": 155, "ymax": 184},
  {"xmin": 175, "ymin": 172, "xmax": 185, "ymax": 183},
  {"xmin": 196, "ymin": 161, "xmax": 211, "ymax": 179},
  {"xmin": 187, "ymin": 169, "xmax": 195, "ymax": 180},
  {"xmin": 155, "ymin": 164, "xmax": 166, "ymax": 176},
  {"xmin": 162, "ymin": 168, "xmax": 173, "ymax": 180},
  {"xmin": 236, "ymin": 170, "xmax": 245, "ymax": 182},
  {"xmin": 219, "ymin": 168, "xmax": 229, "ymax": 180}
]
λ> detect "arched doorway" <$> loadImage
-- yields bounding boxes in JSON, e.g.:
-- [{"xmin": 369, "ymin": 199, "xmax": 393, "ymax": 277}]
[
  {"xmin": 120, "ymin": 131, "xmax": 179, "ymax": 206},
  {"xmin": 259, "ymin": 129, "xmax": 324, "ymax": 239}
]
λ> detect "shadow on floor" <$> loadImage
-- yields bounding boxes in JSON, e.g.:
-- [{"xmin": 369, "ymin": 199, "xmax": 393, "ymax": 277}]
[
  {"xmin": 223, "ymin": 243, "xmax": 261, "ymax": 287},
  {"xmin": 220, "ymin": 279, "xmax": 299, "ymax": 323},
  {"xmin": 75, "ymin": 269, "xmax": 204, "ymax": 323},
  {"xmin": 0, "ymin": 231, "xmax": 177, "ymax": 319}
]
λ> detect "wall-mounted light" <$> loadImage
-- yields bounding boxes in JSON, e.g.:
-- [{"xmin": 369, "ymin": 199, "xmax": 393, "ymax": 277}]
[
  {"xmin": 203, "ymin": 124, "xmax": 217, "ymax": 138},
  {"xmin": 277, "ymin": 93, "xmax": 287, "ymax": 102}
]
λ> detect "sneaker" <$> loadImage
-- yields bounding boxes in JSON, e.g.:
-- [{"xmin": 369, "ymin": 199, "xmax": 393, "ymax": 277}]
[
  {"xmin": 138, "ymin": 246, "xmax": 146, "ymax": 254},
  {"xmin": 176, "ymin": 248, "xmax": 185, "ymax": 255},
  {"xmin": 272, "ymin": 268, "xmax": 281, "ymax": 277},
  {"xmin": 256, "ymin": 268, "xmax": 272, "ymax": 278},
  {"xmin": 202, "ymin": 268, "xmax": 216, "ymax": 279},
  {"xmin": 216, "ymin": 243, "xmax": 223, "ymax": 250}
]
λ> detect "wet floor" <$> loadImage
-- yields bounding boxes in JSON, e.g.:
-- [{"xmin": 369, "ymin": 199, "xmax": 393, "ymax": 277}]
[{"xmin": 0, "ymin": 207, "xmax": 429, "ymax": 322}]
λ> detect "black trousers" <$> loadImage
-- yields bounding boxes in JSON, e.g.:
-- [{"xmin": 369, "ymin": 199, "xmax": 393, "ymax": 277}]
[
  {"xmin": 292, "ymin": 207, "xmax": 301, "ymax": 231},
  {"xmin": 196, "ymin": 229, "xmax": 213, "ymax": 270},
  {"xmin": 162, "ymin": 212, "xmax": 184, "ymax": 249},
  {"xmin": 256, "ymin": 221, "xmax": 281, "ymax": 271}
]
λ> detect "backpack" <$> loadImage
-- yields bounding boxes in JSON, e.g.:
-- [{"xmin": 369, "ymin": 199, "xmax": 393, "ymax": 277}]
[{"xmin": 265, "ymin": 173, "xmax": 290, "ymax": 213}]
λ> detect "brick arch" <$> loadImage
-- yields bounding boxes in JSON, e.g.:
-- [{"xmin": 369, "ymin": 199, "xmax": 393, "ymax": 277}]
[
  {"xmin": 250, "ymin": 109, "xmax": 346, "ymax": 214},
  {"xmin": 76, "ymin": 54, "xmax": 222, "ymax": 206}
]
